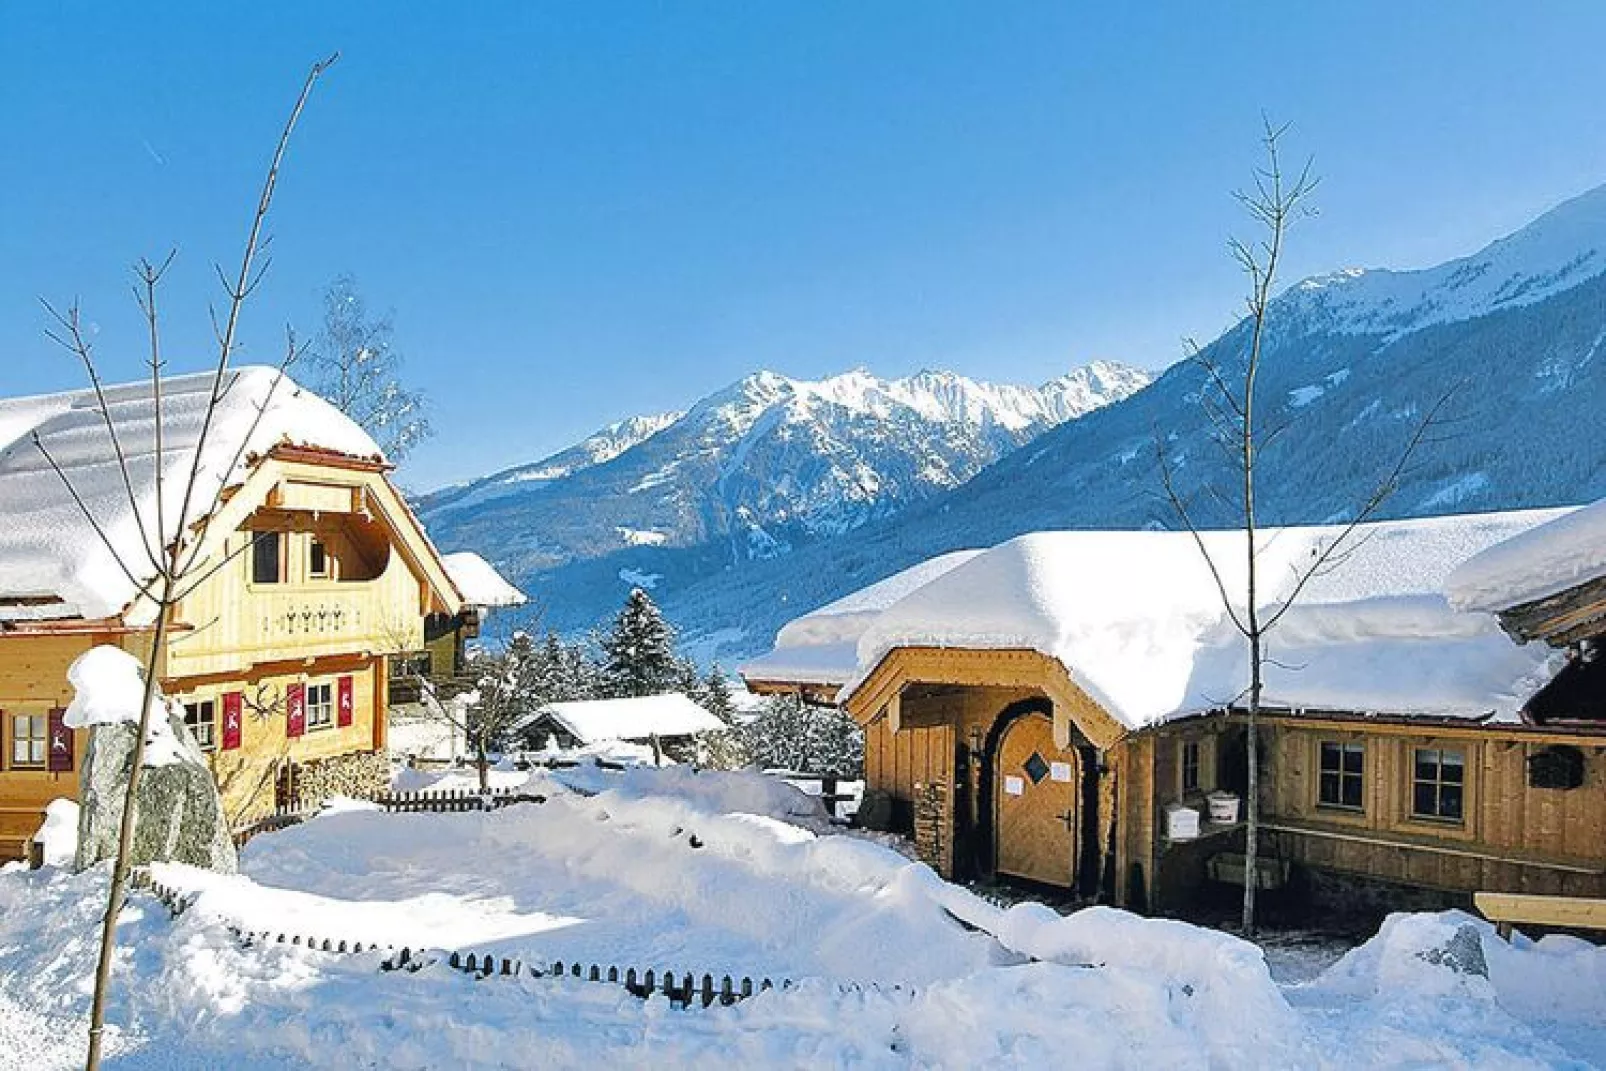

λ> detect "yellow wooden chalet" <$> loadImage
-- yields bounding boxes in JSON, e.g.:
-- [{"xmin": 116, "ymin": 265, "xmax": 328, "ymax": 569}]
[
  {"xmin": 746, "ymin": 510, "xmax": 1606, "ymax": 917},
  {"xmin": 0, "ymin": 368, "xmax": 463, "ymax": 859}
]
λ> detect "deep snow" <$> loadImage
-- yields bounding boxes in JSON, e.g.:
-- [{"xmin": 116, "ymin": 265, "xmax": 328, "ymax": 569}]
[{"xmin": 0, "ymin": 765, "xmax": 1601, "ymax": 1069}]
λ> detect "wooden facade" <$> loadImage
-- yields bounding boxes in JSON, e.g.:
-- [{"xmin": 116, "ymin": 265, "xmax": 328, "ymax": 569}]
[
  {"xmin": 0, "ymin": 447, "xmax": 461, "ymax": 860},
  {"xmin": 756, "ymin": 639, "xmax": 1606, "ymax": 916}
]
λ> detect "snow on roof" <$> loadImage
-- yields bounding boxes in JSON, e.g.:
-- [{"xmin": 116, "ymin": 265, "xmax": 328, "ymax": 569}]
[
  {"xmin": 441, "ymin": 551, "xmax": 527, "ymax": 608},
  {"xmin": 739, "ymin": 550, "xmax": 982, "ymax": 686},
  {"xmin": 529, "ymin": 693, "xmax": 726, "ymax": 745},
  {"xmin": 0, "ymin": 367, "xmax": 382, "ymax": 623},
  {"xmin": 1446, "ymin": 500, "xmax": 1600, "ymax": 613},
  {"xmin": 754, "ymin": 509, "xmax": 1567, "ymax": 730}
]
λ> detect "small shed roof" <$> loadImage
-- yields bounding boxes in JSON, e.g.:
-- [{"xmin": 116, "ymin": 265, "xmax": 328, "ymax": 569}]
[
  {"xmin": 748, "ymin": 509, "xmax": 1571, "ymax": 731},
  {"xmin": 441, "ymin": 551, "xmax": 527, "ymax": 609},
  {"xmin": 528, "ymin": 693, "xmax": 726, "ymax": 745}
]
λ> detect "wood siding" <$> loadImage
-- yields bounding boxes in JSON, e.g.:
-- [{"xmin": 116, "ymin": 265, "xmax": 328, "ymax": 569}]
[{"xmin": 1262, "ymin": 719, "xmax": 1606, "ymax": 898}]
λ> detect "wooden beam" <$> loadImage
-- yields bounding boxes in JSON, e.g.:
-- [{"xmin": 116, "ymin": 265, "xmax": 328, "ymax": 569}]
[{"xmin": 1475, "ymin": 891, "xmax": 1606, "ymax": 933}]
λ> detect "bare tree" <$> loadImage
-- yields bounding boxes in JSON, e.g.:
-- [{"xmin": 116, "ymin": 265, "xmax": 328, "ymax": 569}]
[
  {"xmin": 30, "ymin": 56, "xmax": 338, "ymax": 1070},
  {"xmin": 390, "ymin": 632, "xmax": 544, "ymax": 794},
  {"xmin": 304, "ymin": 274, "xmax": 431, "ymax": 460},
  {"xmin": 1158, "ymin": 119, "xmax": 1452, "ymax": 935}
]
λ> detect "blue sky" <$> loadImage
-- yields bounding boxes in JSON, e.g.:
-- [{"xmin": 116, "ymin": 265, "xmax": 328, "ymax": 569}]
[{"xmin": 5, "ymin": 3, "xmax": 1606, "ymax": 489}]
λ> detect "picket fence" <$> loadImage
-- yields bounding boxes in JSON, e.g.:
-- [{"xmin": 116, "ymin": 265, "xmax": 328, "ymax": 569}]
[{"xmin": 126, "ymin": 872, "xmax": 873, "ymax": 1011}]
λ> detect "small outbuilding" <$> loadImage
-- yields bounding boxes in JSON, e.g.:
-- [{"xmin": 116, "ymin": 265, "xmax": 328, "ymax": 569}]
[
  {"xmin": 517, "ymin": 693, "xmax": 726, "ymax": 756},
  {"xmin": 744, "ymin": 507, "xmax": 1606, "ymax": 917}
]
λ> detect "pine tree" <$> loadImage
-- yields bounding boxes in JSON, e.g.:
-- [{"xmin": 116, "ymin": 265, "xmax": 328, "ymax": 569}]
[
  {"xmin": 701, "ymin": 665, "xmax": 735, "ymax": 724},
  {"xmin": 740, "ymin": 694, "xmax": 863, "ymax": 777},
  {"xmin": 601, "ymin": 588, "xmax": 680, "ymax": 698}
]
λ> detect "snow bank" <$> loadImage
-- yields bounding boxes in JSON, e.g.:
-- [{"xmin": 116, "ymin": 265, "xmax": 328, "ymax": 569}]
[
  {"xmin": 441, "ymin": 551, "xmax": 527, "ymax": 608},
  {"xmin": 62, "ymin": 645, "xmax": 190, "ymax": 767},
  {"xmin": 1448, "ymin": 498, "xmax": 1605, "ymax": 613},
  {"xmin": 1295, "ymin": 910, "xmax": 1606, "ymax": 1066},
  {"xmin": 0, "ymin": 367, "xmax": 382, "ymax": 624},
  {"xmin": 32, "ymin": 800, "xmax": 79, "ymax": 868}
]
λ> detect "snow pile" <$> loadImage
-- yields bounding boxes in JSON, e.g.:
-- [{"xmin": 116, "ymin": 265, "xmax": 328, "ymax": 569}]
[
  {"xmin": 0, "ymin": 367, "xmax": 382, "ymax": 624},
  {"xmin": 62, "ymin": 645, "xmax": 188, "ymax": 767},
  {"xmin": 1, "ymin": 769, "xmax": 1602, "ymax": 1068},
  {"xmin": 62, "ymin": 646, "xmax": 152, "ymax": 728},
  {"xmin": 526, "ymin": 693, "xmax": 726, "ymax": 746},
  {"xmin": 832, "ymin": 510, "xmax": 1565, "ymax": 727},
  {"xmin": 441, "ymin": 551, "xmax": 527, "ymax": 608},
  {"xmin": 32, "ymin": 799, "xmax": 79, "ymax": 868},
  {"xmin": 1293, "ymin": 911, "xmax": 1605, "ymax": 1066},
  {"xmin": 1448, "ymin": 498, "xmax": 1605, "ymax": 613}
]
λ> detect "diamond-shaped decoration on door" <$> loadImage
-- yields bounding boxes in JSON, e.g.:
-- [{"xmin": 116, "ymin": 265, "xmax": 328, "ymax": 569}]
[{"xmin": 1023, "ymin": 751, "xmax": 1050, "ymax": 785}]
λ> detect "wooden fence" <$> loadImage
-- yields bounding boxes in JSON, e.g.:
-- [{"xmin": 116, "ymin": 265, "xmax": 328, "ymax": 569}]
[
  {"xmin": 128, "ymin": 871, "xmax": 835, "ymax": 1011},
  {"xmin": 374, "ymin": 788, "xmax": 544, "ymax": 813}
]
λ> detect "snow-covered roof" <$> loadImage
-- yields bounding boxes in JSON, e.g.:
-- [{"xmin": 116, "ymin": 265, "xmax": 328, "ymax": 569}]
[
  {"xmin": 0, "ymin": 367, "xmax": 383, "ymax": 623},
  {"xmin": 441, "ymin": 551, "xmax": 527, "ymax": 609},
  {"xmin": 1446, "ymin": 500, "xmax": 1601, "ymax": 613},
  {"xmin": 528, "ymin": 693, "xmax": 726, "ymax": 745},
  {"xmin": 754, "ymin": 509, "xmax": 1571, "ymax": 730},
  {"xmin": 740, "ymin": 550, "xmax": 982, "ymax": 686}
]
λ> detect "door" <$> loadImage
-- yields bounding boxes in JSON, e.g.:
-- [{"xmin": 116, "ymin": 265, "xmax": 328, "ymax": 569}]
[{"xmin": 994, "ymin": 712, "xmax": 1078, "ymax": 887}]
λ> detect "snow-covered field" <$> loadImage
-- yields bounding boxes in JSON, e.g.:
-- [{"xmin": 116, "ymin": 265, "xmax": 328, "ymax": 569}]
[{"xmin": 1, "ymin": 766, "xmax": 1602, "ymax": 1069}]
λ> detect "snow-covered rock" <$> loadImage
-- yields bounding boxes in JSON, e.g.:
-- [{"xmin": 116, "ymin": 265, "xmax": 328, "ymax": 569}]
[{"xmin": 67, "ymin": 646, "xmax": 236, "ymax": 874}]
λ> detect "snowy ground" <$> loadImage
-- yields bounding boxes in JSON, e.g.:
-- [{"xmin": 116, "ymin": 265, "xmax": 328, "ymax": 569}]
[{"xmin": 1, "ymin": 765, "xmax": 1602, "ymax": 1069}]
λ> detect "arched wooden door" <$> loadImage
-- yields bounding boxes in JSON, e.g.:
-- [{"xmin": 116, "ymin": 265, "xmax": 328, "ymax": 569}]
[{"xmin": 994, "ymin": 712, "xmax": 1078, "ymax": 887}]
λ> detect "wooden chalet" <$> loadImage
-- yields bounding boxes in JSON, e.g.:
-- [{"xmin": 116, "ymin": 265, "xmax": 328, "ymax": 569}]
[
  {"xmin": 0, "ymin": 368, "xmax": 464, "ymax": 859},
  {"xmin": 744, "ymin": 509, "xmax": 1606, "ymax": 916}
]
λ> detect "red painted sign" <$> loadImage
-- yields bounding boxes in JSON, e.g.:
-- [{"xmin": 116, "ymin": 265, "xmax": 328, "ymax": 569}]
[
  {"xmin": 222, "ymin": 692, "xmax": 243, "ymax": 751},
  {"xmin": 47, "ymin": 709, "xmax": 73, "ymax": 773},
  {"xmin": 286, "ymin": 683, "xmax": 306, "ymax": 738},
  {"xmin": 337, "ymin": 675, "xmax": 354, "ymax": 728}
]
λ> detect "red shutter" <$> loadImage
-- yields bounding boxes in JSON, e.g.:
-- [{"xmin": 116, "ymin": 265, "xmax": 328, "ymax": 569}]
[
  {"xmin": 47, "ymin": 709, "xmax": 73, "ymax": 772},
  {"xmin": 337, "ymin": 675, "xmax": 354, "ymax": 728},
  {"xmin": 286, "ymin": 683, "xmax": 306, "ymax": 738},
  {"xmin": 222, "ymin": 692, "xmax": 243, "ymax": 751}
]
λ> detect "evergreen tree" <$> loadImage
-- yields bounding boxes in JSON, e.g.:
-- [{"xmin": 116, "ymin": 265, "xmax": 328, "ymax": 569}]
[
  {"xmin": 601, "ymin": 588, "xmax": 680, "ymax": 697},
  {"xmin": 740, "ymin": 694, "xmax": 863, "ymax": 777},
  {"xmin": 700, "ymin": 666, "xmax": 736, "ymax": 724}
]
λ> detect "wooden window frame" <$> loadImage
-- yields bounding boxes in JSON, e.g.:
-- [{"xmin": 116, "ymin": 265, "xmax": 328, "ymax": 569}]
[
  {"xmin": 305, "ymin": 681, "xmax": 335, "ymax": 731},
  {"xmin": 249, "ymin": 529, "xmax": 285, "ymax": 586},
  {"xmin": 1316, "ymin": 739, "xmax": 1366, "ymax": 814},
  {"xmin": 9, "ymin": 711, "xmax": 48, "ymax": 769},
  {"xmin": 183, "ymin": 699, "xmax": 218, "ymax": 753},
  {"xmin": 1408, "ymin": 745, "xmax": 1467, "ymax": 826},
  {"xmin": 1181, "ymin": 739, "xmax": 1202, "ymax": 796},
  {"xmin": 308, "ymin": 537, "xmax": 332, "ymax": 580}
]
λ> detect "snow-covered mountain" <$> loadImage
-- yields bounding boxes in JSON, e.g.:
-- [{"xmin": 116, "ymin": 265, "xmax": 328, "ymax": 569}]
[
  {"xmin": 652, "ymin": 183, "xmax": 1606, "ymax": 662},
  {"xmin": 419, "ymin": 361, "xmax": 1149, "ymax": 632}
]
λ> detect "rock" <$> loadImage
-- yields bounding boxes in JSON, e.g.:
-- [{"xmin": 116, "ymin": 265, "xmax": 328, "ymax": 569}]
[
  {"xmin": 1415, "ymin": 922, "xmax": 1489, "ymax": 978},
  {"xmin": 75, "ymin": 699, "xmax": 238, "ymax": 875}
]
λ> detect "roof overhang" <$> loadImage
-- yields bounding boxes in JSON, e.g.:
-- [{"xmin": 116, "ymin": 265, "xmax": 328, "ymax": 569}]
[{"xmin": 842, "ymin": 646, "xmax": 1129, "ymax": 752}]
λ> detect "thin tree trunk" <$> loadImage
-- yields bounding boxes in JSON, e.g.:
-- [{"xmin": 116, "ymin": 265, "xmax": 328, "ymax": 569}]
[{"xmin": 85, "ymin": 585, "xmax": 173, "ymax": 1069}]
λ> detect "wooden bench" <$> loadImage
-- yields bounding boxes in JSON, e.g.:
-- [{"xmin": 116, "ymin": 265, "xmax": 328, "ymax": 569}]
[{"xmin": 1474, "ymin": 891, "xmax": 1606, "ymax": 940}]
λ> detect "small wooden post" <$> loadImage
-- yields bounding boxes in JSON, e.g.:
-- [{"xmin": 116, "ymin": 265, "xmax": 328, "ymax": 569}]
[{"xmin": 740, "ymin": 978, "xmax": 753, "ymax": 999}]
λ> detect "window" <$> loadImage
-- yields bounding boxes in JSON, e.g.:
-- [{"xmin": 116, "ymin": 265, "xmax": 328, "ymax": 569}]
[
  {"xmin": 1318, "ymin": 741, "xmax": 1365, "ymax": 810},
  {"xmin": 251, "ymin": 531, "xmax": 282, "ymax": 584},
  {"xmin": 308, "ymin": 538, "xmax": 330, "ymax": 578},
  {"xmin": 1181, "ymin": 740, "xmax": 1201, "ymax": 795},
  {"xmin": 1412, "ymin": 747, "xmax": 1465, "ymax": 822},
  {"xmin": 183, "ymin": 700, "xmax": 217, "ymax": 752},
  {"xmin": 305, "ymin": 683, "xmax": 334, "ymax": 730},
  {"xmin": 10, "ymin": 713, "xmax": 46, "ymax": 768}
]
